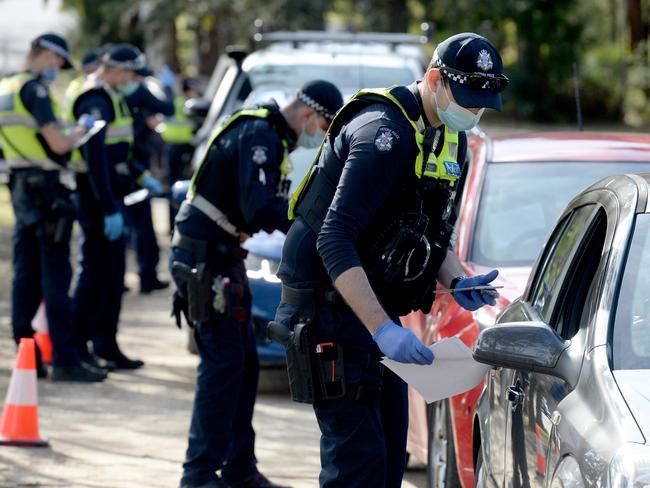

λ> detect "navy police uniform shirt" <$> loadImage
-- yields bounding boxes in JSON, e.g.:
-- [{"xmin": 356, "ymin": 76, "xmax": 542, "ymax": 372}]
[
  {"xmin": 74, "ymin": 88, "xmax": 145, "ymax": 216},
  {"xmin": 278, "ymin": 81, "xmax": 467, "ymax": 286},
  {"xmin": 175, "ymin": 108, "xmax": 295, "ymax": 244},
  {"xmin": 20, "ymin": 77, "xmax": 57, "ymax": 127}
]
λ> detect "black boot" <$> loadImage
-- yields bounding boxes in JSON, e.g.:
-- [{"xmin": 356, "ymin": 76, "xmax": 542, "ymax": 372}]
[
  {"xmin": 51, "ymin": 364, "xmax": 107, "ymax": 382},
  {"xmin": 95, "ymin": 348, "xmax": 144, "ymax": 370}
]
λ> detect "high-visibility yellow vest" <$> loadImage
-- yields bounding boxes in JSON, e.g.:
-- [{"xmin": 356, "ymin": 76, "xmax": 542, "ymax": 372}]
[
  {"xmin": 160, "ymin": 96, "xmax": 194, "ymax": 144},
  {"xmin": 187, "ymin": 107, "xmax": 292, "ymax": 201},
  {"xmin": 288, "ymin": 87, "xmax": 460, "ymax": 219},
  {"xmin": 0, "ymin": 72, "xmax": 63, "ymax": 170},
  {"xmin": 65, "ymin": 77, "xmax": 134, "ymax": 173}
]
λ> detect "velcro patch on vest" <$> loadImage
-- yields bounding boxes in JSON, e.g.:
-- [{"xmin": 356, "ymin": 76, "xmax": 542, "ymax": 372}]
[
  {"xmin": 443, "ymin": 161, "xmax": 462, "ymax": 178},
  {"xmin": 251, "ymin": 145, "xmax": 268, "ymax": 165},
  {"xmin": 374, "ymin": 127, "xmax": 399, "ymax": 153}
]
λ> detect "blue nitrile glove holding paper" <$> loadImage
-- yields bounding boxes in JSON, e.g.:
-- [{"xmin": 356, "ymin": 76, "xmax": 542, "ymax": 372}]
[
  {"xmin": 452, "ymin": 269, "xmax": 499, "ymax": 311},
  {"xmin": 77, "ymin": 113, "xmax": 96, "ymax": 130},
  {"xmin": 373, "ymin": 320, "xmax": 435, "ymax": 365},
  {"xmin": 141, "ymin": 174, "xmax": 163, "ymax": 195},
  {"xmin": 159, "ymin": 64, "xmax": 176, "ymax": 89},
  {"xmin": 104, "ymin": 212, "xmax": 124, "ymax": 241}
]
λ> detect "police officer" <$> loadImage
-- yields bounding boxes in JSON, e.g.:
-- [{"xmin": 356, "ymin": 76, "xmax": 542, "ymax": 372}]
[
  {"xmin": 0, "ymin": 33, "xmax": 106, "ymax": 381},
  {"xmin": 123, "ymin": 59, "xmax": 174, "ymax": 294},
  {"xmin": 67, "ymin": 44, "xmax": 161, "ymax": 370},
  {"xmin": 162, "ymin": 76, "xmax": 200, "ymax": 230},
  {"xmin": 171, "ymin": 80, "xmax": 343, "ymax": 488},
  {"xmin": 274, "ymin": 33, "xmax": 509, "ymax": 487}
]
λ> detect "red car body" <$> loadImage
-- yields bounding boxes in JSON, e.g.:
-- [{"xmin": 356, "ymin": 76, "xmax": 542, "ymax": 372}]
[{"xmin": 404, "ymin": 131, "xmax": 650, "ymax": 488}]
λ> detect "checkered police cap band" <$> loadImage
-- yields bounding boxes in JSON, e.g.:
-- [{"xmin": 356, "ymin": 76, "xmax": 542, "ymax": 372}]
[
  {"xmin": 103, "ymin": 53, "xmax": 147, "ymax": 72},
  {"xmin": 297, "ymin": 90, "xmax": 335, "ymax": 121},
  {"xmin": 37, "ymin": 38, "xmax": 70, "ymax": 60},
  {"xmin": 432, "ymin": 49, "xmax": 508, "ymax": 93}
]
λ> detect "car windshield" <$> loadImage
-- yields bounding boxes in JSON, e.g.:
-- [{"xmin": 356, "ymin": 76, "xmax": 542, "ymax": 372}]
[
  {"xmin": 247, "ymin": 64, "xmax": 415, "ymax": 92},
  {"xmin": 471, "ymin": 162, "xmax": 650, "ymax": 267},
  {"xmin": 613, "ymin": 213, "xmax": 650, "ymax": 370}
]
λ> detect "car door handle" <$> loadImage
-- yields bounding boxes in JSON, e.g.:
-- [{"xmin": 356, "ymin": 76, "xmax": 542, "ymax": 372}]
[{"xmin": 507, "ymin": 385, "xmax": 525, "ymax": 406}]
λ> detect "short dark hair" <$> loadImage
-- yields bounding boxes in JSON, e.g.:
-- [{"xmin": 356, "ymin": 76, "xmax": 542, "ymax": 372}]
[{"xmin": 28, "ymin": 44, "xmax": 48, "ymax": 60}]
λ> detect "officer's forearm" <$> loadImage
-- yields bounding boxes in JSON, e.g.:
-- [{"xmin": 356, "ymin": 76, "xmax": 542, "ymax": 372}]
[
  {"xmin": 436, "ymin": 250, "xmax": 465, "ymax": 288},
  {"xmin": 40, "ymin": 123, "xmax": 84, "ymax": 155},
  {"xmin": 333, "ymin": 266, "xmax": 390, "ymax": 334}
]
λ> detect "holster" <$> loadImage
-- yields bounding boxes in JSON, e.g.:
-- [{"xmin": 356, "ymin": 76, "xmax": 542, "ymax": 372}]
[
  {"xmin": 268, "ymin": 285, "xmax": 346, "ymax": 404},
  {"xmin": 170, "ymin": 261, "xmax": 213, "ymax": 323}
]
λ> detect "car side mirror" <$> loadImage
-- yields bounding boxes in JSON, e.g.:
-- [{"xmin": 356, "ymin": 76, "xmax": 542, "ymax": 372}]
[
  {"xmin": 184, "ymin": 98, "xmax": 211, "ymax": 125},
  {"xmin": 473, "ymin": 321, "xmax": 571, "ymax": 377}
]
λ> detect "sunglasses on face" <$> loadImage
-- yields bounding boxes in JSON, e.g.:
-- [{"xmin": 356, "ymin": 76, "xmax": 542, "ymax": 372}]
[{"xmin": 439, "ymin": 66, "xmax": 509, "ymax": 93}]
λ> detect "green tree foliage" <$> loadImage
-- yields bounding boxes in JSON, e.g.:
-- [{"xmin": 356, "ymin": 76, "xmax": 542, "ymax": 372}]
[{"xmin": 60, "ymin": 0, "xmax": 650, "ymax": 125}]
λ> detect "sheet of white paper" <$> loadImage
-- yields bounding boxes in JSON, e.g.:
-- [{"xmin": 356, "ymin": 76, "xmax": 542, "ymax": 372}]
[{"xmin": 381, "ymin": 337, "xmax": 490, "ymax": 404}]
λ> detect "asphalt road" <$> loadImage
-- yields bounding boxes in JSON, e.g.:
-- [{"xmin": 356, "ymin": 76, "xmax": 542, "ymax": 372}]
[{"xmin": 0, "ymin": 200, "xmax": 427, "ymax": 488}]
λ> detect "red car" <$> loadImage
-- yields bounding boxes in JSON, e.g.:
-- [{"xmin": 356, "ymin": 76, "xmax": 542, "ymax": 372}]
[{"xmin": 403, "ymin": 131, "xmax": 650, "ymax": 488}]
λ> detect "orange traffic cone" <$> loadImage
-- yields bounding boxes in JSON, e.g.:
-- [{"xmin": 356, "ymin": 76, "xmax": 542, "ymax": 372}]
[
  {"xmin": 535, "ymin": 423, "xmax": 545, "ymax": 477},
  {"xmin": 0, "ymin": 338, "xmax": 49, "ymax": 447},
  {"xmin": 32, "ymin": 301, "xmax": 52, "ymax": 365}
]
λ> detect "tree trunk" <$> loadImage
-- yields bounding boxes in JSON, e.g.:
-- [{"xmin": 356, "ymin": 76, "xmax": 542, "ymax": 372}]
[{"xmin": 627, "ymin": 0, "xmax": 649, "ymax": 50}]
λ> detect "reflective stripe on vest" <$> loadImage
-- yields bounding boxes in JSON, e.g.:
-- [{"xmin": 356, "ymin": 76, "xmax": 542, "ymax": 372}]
[
  {"xmin": 0, "ymin": 72, "xmax": 62, "ymax": 170},
  {"xmin": 65, "ymin": 78, "xmax": 134, "ymax": 173},
  {"xmin": 288, "ymin": 87, "xmax": 460, "ymax": 220},
  {"xmin": 187, "ymin": 107, "xmax": 291, "ymax": 201},
  {"xmin": 160, "ymin": 96, "xmax": 194, "ymax": 144}
]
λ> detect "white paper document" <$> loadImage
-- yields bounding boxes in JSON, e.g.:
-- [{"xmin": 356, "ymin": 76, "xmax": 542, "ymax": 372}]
[{"xmin": 381, "ymin": 337, "xmax": 490, "ymax": 404}]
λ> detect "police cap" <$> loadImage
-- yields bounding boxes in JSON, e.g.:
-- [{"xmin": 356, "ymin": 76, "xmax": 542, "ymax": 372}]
[
  {"xmin": 31, "ymin": 33, "xmax": 73, "ymax": 70},
  {"xmin": 103, "ymin": 43, "xmax": 149, "ymax": 75},
  {"xmin": 297, "ymin": 80, "xmax": 344, "ymax": 122},
  {"xmin": 81, "ymin": 48, "xmax": 103, "ymax": 71},
  {"xmin": 432, "ymin": 33, "xmax": 508, "ymax": 111}
]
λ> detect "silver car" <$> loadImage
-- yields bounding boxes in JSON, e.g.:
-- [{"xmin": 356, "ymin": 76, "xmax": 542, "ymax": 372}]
[{"xmin": 472, "ymin": 172, "xmax": 650, "ymax": 487}]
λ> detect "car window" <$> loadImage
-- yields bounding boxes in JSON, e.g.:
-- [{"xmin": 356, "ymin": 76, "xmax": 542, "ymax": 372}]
[
  {"xmin": 552, "ymin": 209, "xmax": 607, "ymax": 339},
  {"xmin": 612, "ymin": 214, "xmax": 650, "ymax": 369},
  {"xmin": 530, "ymin": 205, "xmax": 597, "ymax": 324},
  {"xmin": 470, "ymin": 161, "xmax": 650, "ymax": 267}
]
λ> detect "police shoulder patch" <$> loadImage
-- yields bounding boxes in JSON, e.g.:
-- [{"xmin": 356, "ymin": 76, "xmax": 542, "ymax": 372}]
[
  {"xmin": 374, "ymin": 127, "xmax": 400, "ymax": 153},
  {"xmin": 251, "ymin": 145, "xmax": 268, "ymax": 165},
  {"xmin": 35, "ymin": 84, "xmax": 48, "ymax": 99}
]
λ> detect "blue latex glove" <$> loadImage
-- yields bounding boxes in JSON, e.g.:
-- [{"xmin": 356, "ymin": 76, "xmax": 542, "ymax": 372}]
[
  {"xmin": 453, "ymin": 269, "xmax": 499, "ymax": 311},
  {"xmin": 159, "ymin": 64, "xmax": 176, "ymax": 88},
  {"xmin": 171, "ymin": 179, "xmax": 190, "ymax": 203},
  {"xmin": 142, "ymin": 174, "xmax": 163, "ymax": 195},
  {"xmin": 77, "ymin": 113, "xmax": 96, "ymax": 130},
  {"xmin": 373, "ymin": 320, "xmax": 434, "ymax": 365},
  {"xmin": 103, "ymin": 212, "xmax": 124, "ymax": 241}
]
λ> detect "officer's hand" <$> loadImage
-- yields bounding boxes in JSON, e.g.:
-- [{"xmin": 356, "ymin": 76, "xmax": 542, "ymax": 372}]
[
  {"xmin": 159, "ymin": 64, "xmax": 176, "ymax": 89},
  {"xmin": 373, "ymin": 320, "xmax": 434, "ymax": 365},
  {"xmin": 77, "ymin": 113, "xmax": 96, "ymax": 131},
  {"xmin": 103, "ymin": 212, "xmax": 124, "ymax": 241},
  {"xmin": 452, "ymin": 270, "xmax": 499, "ymax": 311},
  {"xmin": 142, "ymin": 174, "xmax": 163, "ymax": 195}
]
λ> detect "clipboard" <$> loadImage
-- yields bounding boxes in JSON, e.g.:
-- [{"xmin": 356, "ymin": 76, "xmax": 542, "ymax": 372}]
[
  {"xmin": 72, "ymin": 120, "xmax": 107, "ymax": 149},
  {"xmin": 433, "ymin": 285, "xmax": 504, "ymax": 295}
]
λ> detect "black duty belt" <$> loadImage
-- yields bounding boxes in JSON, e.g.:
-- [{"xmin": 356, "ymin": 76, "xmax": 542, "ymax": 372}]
[
  {"xmin": 281, "ymin": 285, "xmax": 344, "ymax": 317},
  {"xmin": 171, "ymin": 229, "xmax": 248, "ymax": 261}
]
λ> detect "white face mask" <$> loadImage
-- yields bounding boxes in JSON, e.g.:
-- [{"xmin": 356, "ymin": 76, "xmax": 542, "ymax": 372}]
[
  {"xmin": 298, "ymin": 114, "xmax": 325, "ymax": 149},
  {"xmin": 434, "ymin": 82, "xmax": 484, "ymax": 131}
]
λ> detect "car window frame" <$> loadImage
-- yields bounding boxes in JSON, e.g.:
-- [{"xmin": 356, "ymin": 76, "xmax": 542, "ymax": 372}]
[{"xmin": 527, "ymin": 204, "xmax": 601, "ymax": 326}]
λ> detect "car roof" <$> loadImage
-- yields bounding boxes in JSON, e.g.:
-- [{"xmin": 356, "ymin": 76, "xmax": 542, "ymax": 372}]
[
  {"xmin": 489, "ymin": 132, "xmax": 650, "ymax": 163},
  {"xmin": 242, "ymin": 44, "xmax": 423, "ymax": 71}
]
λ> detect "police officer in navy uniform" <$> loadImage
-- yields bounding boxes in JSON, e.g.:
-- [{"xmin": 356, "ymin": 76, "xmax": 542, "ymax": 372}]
[
  {"xmin": 68, "ymin": 44, "xmax": 161, "ymax": 371},
  {"xmin": 171, "ymin": 80, "xmax": 343, "ymax": 488},
  {"xmin": 0, "ymin": 33, "xmax": 106, "ymax": 382},
  {"xmin": 124, "ymin": 60, "xmax": 174, "ymax": 293},
  {"xmin": 274, "ymin": 33, "xmax": 509, "ymax": 487}
]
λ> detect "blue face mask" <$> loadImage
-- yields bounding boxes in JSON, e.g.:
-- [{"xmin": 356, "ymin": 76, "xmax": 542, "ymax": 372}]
[
  {"xmin": 298, "ymin": 115, "xmax": 326, "ymax": 149},
  {"xmin": 118, "ymin": 81, "xmax": 140, "ymax": 97},
  {"xmin": 435, "ymin": 83, "xmax": 484, "ymax": 131},
  {"xmin": 42, "ymin": 68, "xmax": 58, "ymax": 82}
]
